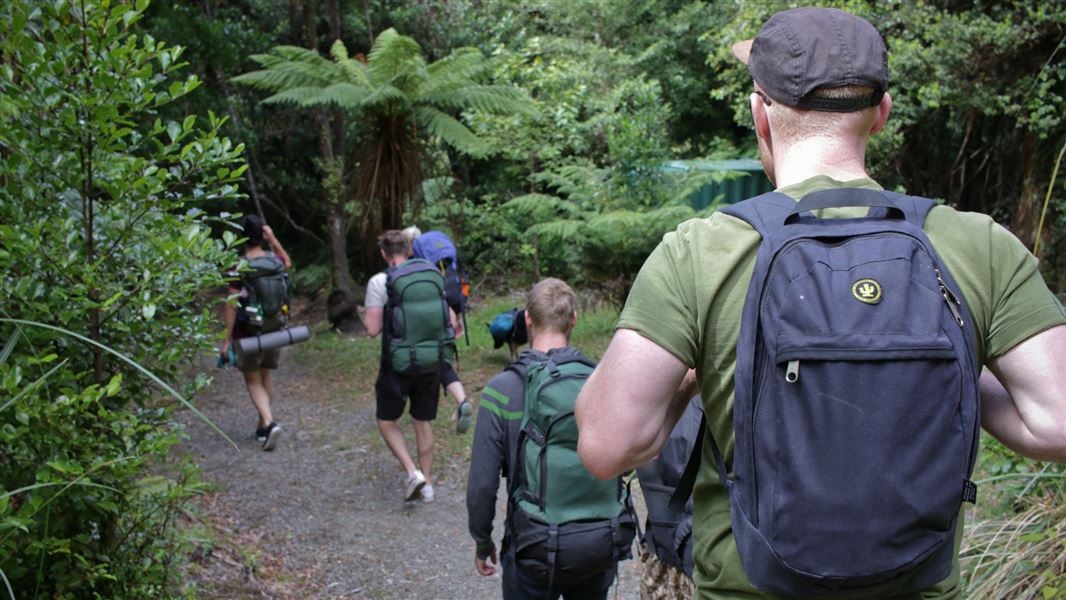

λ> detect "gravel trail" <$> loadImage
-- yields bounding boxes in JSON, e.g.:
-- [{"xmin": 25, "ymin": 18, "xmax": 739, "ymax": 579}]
[{"xmin": 177, "ymin": 330, "xmax": 643, "ymax": 599}]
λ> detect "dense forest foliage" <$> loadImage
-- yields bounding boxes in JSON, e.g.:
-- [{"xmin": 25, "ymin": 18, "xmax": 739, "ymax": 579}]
[
  {"xmin": 1, "ymin": 0, "xmax": 1063, "ymax": 597},
  {"xmin": 137, "ymin": 0, "xmax": 1066, "ymax": 297}
]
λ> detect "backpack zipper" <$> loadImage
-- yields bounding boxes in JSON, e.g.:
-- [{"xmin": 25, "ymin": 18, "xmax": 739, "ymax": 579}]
[
  {"xmin": 936, "ymin": 268, "xmax": 964, "ymax": 327},
  {"xmin": 785, "ymin": 360, "xmax": 800, "ymax": 383}
]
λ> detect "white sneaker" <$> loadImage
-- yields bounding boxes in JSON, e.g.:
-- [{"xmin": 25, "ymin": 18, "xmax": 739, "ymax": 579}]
[
  {"xmin": 420, "ymin": 483, "xmax": 435, "ymax": 503},
  {"xmin": 404, "ymin": 470, "xmax": 426, "ymax": 501}
]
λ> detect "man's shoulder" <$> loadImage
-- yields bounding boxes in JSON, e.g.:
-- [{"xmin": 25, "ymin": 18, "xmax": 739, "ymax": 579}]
[
  {"xmin": 481, "ymin": 369, "xmax": 525, "ymax": 419},
  {"xmin": 485, "ymin": 368, "xmax": 524, "ymax": 397}
]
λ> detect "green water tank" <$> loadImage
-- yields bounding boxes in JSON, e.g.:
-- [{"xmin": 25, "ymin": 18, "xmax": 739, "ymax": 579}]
[{"xmin": 661, "ymin": 158, "xmax": 774, "ymax": 210}]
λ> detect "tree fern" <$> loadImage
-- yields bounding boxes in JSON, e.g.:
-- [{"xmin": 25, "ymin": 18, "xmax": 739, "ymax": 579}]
[{"xmin": 236, "ymin": 26, "xmax": 534, "ymax": 267}]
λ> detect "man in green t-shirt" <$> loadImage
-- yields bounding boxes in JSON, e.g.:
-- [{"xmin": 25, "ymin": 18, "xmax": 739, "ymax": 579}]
[{"xmin": 574, "ymin": 7, "xmax": 1066, "ymax": 600}]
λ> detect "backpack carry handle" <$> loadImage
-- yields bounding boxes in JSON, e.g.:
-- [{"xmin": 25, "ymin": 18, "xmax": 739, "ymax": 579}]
[{"xmin": 785, "ymin": 189, "xmax": 905, "ymax": 225}]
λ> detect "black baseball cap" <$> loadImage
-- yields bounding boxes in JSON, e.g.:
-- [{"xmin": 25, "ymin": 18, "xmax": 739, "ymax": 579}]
[{"xmin": 731, "ymin": 7, "xmax": 888, "ymax": 112}]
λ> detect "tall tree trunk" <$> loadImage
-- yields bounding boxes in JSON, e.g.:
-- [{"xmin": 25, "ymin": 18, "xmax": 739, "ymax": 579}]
[
  {"xmin": 295, "ymin": 0, "xmax": 357, "ymax": 292},
  {"xmin": 1012, "ymin": 131, "xmax": 1042, "ymax": 248},
  {"xmin": 328, "ymin": 208, "xmax": 357, "ymax": 292}
]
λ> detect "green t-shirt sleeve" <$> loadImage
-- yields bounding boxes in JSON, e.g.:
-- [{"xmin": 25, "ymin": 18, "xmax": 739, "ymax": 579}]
[
  {"xmin": 984, "ymin": 221, "xmax": 1066, "ymax": 358},
  {"xmin": 618, "ymin": 220, "xmax": 700, "ymax": 367},
  {"xmin": 926, "ymin": 206, "xmax": 1066, "ymax": 362}
]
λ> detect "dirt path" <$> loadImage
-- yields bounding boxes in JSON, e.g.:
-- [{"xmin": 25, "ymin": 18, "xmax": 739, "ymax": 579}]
[{"xmin": 176, "ymin": 327, "xmax": 643, "ymax": 599}]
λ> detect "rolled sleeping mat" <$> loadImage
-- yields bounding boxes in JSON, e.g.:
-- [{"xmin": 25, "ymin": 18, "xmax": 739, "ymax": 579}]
[{"xmin": 237, "ymin": 325, "xmax": 311, "ymax": 355}]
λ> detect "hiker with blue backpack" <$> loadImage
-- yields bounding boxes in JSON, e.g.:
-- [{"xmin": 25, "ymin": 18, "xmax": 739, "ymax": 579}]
[
  {"xmin": 405, "ymin": 227, "xmax": 474, "ymax": 429},
  {"xmin": 576, "ymin": 7, "xmax": 1066, "ymax": 600},
  {"xmin": 363, "ymin": 230, "xmax": 464, "ymax": 503},
  {"xmin": 466, "ymin": 278, "xmax": 636, "ymax": 600},
  {"xmin": 222, "ymin": 214, "xmax": 292, "ymax": 451}
]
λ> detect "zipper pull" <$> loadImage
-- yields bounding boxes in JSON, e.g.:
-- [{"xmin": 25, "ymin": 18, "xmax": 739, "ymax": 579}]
[
  {"xmin": 936, "ymin": 269, "xmax": 964, "ymax": 327},
  {"xmin": 785, "ymin": 360, "xmax": 800, "ymax": 383}
]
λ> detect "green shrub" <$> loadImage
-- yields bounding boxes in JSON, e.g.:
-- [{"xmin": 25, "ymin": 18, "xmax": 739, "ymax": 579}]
[{"xmin": 0, "ymin": 0, "xmax": 243, "ymax": 596}]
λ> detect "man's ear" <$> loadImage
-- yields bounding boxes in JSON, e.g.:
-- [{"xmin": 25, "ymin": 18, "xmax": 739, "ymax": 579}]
[
  {"xmin": 870, "ymin": 92, "xmax": 892, "ymax": 134},
  {"xmin": 752, "ymin": 92, "xmax": 771, "ymax": 140},
  {"xmin": 379, "ymin": 248, "xmax": 387, "ymax": 261}
]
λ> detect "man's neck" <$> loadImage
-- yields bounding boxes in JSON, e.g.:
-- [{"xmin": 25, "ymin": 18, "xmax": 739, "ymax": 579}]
[
  {"xmin": 386, "ymin": 255, "xmax": 407, "ymax": 268},
  {"xmin": 771, "ymin": 136, "xmax": 871, "ymax": 189},
  {"xmin": 531, "ymin": 332, "xmax": 569, "ymax": 353}
]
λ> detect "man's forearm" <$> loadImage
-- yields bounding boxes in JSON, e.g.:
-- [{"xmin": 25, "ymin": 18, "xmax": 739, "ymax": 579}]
[
  {"xmin": 576, "ymin": 329, "xmax": 692, "ymax": 479},
  {"xmin": 981, "ymin": 326, "xmax": 1066, "ymax": 462}
]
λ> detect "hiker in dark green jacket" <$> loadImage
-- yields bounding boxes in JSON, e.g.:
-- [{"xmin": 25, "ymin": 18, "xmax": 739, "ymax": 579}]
[{"xmin": 467, "ymin": 278, "xmax": 628, "ymax": 600}]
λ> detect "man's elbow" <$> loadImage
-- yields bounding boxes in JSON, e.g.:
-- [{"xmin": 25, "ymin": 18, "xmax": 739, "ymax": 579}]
[
  {"xmin": 577, "ymin": 434, "xmax": 622, "ymax": 480},
  {"xmin": 1027, "ymin": 426, "xmax": 1066, "ymax": 463}
]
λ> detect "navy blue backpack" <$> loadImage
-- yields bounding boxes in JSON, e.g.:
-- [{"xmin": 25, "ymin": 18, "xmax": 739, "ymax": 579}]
[{"xmin": 673, "ymin": 189, "xmax": 980, "ymax": 598}]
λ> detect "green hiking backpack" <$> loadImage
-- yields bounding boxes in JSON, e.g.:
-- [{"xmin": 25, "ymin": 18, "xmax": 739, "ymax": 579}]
[
  {"xmin": 383, "ymin": 258, "xmax": 456, "ymax": 374},
  {"xmin": 507, "ymin": 350, "xmax": 635, "ymax": 582},
  {"xmin": 241, "ymin": 254, "xmax": 288, "ymax": 334}
]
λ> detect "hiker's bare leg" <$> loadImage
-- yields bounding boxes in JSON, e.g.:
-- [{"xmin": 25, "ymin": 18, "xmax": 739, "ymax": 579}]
[
  {"xmin": 413, "ymin": 418, "xmax": 434, "ymax": 482},
  {"xmin": 243, "ymin": 370, "xmax": 273, "ymax": 428},
  {"xmin": 446, "ymin": 380, "xmax": 467, "ymax": 405},
  {"xmin": 262, "ymin": 368, "xmax": 277, "ymax": 405},
  {"xmin": 377, "ymin": 419, "xmax": 418, "ymax": 473}
]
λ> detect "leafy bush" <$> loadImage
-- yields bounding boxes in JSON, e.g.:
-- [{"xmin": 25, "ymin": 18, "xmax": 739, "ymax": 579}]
[{"xmin": 0, "ymin": 0, "xmax": 243, "ymax": 596}]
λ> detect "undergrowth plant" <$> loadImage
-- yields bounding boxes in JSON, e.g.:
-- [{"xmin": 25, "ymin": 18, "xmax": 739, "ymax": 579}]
[
  {"xmin": 962, "ymin": 439, "xmax": 1066, "ymax": 598},
  {"xmin": 0, "ymin": 0, "xmax": 243, "ymax": 596}
]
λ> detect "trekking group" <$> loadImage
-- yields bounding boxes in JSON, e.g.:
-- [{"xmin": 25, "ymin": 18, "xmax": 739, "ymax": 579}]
[{"xmin": 221, "ymin": 7, "xmax": 1066, "ymax": 600}]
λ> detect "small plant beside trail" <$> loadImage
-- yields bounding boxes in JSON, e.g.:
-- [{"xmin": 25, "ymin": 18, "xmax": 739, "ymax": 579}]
[
  {"xmin": 0, "ymin": 1, "xmax": 244, "ymax": 596},
  {"xmin": 962, "ymin": 439, "xmax": 1066, "ymax": 598}
]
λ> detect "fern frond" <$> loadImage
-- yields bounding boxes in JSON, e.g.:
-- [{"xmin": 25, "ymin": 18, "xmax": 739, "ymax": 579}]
[
  {"xmin": 424, "ymin": 48, "xmax": 489, "ymax": 90},
  {"xmin": 363, "ymin": 83, "xmax": 412, "ymax": 113},
  {"xmin": 233, "ymin": 47, "xmax": 337, "ymax": 91},
  {"xmin": 262, "ymin": 82, "xmax": 372, "ymax": 109},
  {"xmin": 422, "ymin": 176, "xmax": 457, "ymax": 205},
  {"xmin": 421, "ymin": 85, "xmax": 534, "ymax": 116},
  {"xmin": 529, "ymin": 219, "xmax": 583, "ymax": 242},
  {"xmin": 503, "ymin": 193, "xmax": 566, "ymax": 214},
  {"xmin": 503, "ymin": 194, "xmax": 582, "ymax": 220},
  {"xmin": 415, "ymin": 107, "xmax": 487, "ymax": 157},
  {"xmin": 261, "ymin": 86, "xmax": 328, "ymax": 107},
  {"xmin": 330, "ymin": 39, "xmax": 349, "ymax": 63},
  {"xmin": 367, "ymin": 28, "xmax": 427, "ymax": 92}
]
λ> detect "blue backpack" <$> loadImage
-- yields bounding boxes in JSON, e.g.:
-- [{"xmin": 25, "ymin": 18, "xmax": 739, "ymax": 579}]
[
  {"xmin": 673, "ymin": 189, "xmax": 980, "ymax": 598},
  {"xmin": 412, "ymin": 231, "xmax": 467, "ymax": 315}
]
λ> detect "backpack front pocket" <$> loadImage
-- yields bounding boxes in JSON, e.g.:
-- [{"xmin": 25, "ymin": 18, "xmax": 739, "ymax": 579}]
[{"xmin": 756, "ymin": 339, "xmax": 965, "ymax": 582}]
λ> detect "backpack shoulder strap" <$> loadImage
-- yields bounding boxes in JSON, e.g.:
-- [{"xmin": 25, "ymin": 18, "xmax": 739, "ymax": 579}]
[
  {"xmin": 719, "ymin": 192, "xmax": 797, "ymax": 238},
  {"xmin": 669, "ymin": 412, "xmax": 730, "ymax": 513},
  {"xmin": 504, "ymin": 349, "xmax": 546, "ymax": 380}
]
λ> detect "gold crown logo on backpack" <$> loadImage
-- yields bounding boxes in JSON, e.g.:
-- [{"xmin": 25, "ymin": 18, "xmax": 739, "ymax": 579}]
[{"xmin": 852, "ymin": 278, "xmax": 882, "ymax": 304}]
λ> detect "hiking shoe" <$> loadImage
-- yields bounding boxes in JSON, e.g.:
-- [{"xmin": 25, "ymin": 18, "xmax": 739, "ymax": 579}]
[
  {"xmin": 420, "ymin": 483, "xmax": 435, "ymax": 503},
  {"xmin": 255, "ymin": 425, "xmax": 269, "ymax": 443},
  {"xmin": 404, "ymin": 470, "xmax": 426, "ymax": 501},
  {"xmin": 456, "ymin": 399, "xmax": 473, "ymax": 434},
  {"xmin": 262, "ymin": 422, "xmax": 282, "ymax": 451}
]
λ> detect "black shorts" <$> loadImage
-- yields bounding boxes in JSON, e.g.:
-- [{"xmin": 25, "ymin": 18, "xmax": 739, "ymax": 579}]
[
  {"xmin": 441, "ymin": 362, "xmax": 461, "ymax": 388},
  {"xmin": 375, "ymin": 367, "xmax": 441, "ymax": 421}
]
